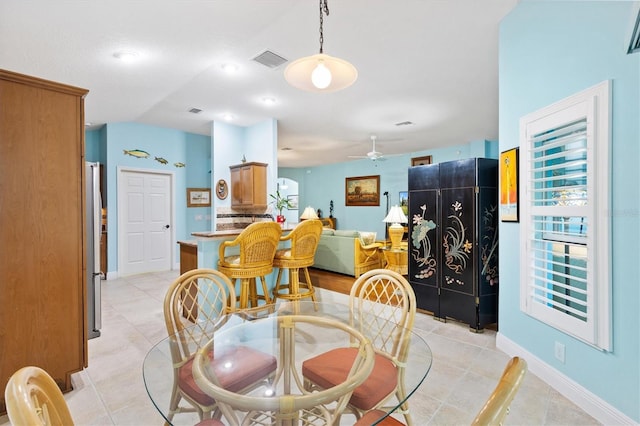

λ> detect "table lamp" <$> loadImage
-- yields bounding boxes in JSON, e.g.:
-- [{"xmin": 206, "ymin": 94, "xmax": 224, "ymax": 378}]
[
  {"xmin": 300, "ymin": 206, "xmax": 319, "ymax": 220},
  {"xmin": 383, "ymin": 205, "xmax": 408, "ymax": 250}
]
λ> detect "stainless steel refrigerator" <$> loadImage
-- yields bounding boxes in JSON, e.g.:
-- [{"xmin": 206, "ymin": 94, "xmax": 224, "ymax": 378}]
[{"xmin": 86, "ymin": 162, "xmax": 102, "ymax": 339}]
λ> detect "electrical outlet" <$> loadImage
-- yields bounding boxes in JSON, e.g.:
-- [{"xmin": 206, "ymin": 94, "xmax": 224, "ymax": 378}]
[{"xmin": 554, "ymin": 341, "xmax": 566, "ymax": 363}]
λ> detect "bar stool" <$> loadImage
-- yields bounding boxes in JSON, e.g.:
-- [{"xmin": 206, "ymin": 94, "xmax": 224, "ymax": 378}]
[
  {"xmin": 273, "ymin": 219, "xmax": 323, "ymax": 302},
  {"xmin": 218, "ymin": 221, "xmax": 283, "ymax": 309}
]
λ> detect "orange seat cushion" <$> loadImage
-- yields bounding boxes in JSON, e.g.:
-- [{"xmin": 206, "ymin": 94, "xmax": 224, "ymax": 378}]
[
  {"xmin": 195, "ymin": 419, "xmax": 225, "ymax": 426},
  {"xmin": 354, "ymin": 409, "xmax": 406, "ymax": 425},
  {"xmin": 302, "ymin": 347, "xmax": 397, "ymax": 410},
  {"xmin": 179, "ymin": 345, "xmax": 277, "ymax": 405}
]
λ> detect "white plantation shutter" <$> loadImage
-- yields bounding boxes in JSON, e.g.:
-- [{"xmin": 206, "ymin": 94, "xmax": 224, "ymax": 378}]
[{"xmin": 519, "ymin": 81, "xmax": 611, "ymax": 351}]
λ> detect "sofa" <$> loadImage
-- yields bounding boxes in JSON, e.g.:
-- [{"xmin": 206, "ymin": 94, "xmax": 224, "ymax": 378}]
[{"xmin": 312, "ymin": 229, "xmax": 383, "ymax": 277}]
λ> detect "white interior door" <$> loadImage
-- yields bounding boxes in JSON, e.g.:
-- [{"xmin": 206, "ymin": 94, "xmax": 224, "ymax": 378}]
[{"xmin": 118, "ymin": 169, "xmax": 173, "ymax": 276}]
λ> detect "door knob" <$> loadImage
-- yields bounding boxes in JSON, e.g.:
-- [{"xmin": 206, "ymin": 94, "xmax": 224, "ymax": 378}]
[{"xmin": 164, "ymin": 224, "xmax": 170, "ymax": 229}]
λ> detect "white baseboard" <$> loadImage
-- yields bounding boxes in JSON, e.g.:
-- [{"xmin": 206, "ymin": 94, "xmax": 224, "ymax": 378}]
[{"xmin": 496, "ymin": 332, "xmax": 636, "ymax": 425}]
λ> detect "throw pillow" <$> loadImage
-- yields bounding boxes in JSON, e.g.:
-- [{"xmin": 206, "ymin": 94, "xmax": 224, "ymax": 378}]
[{"xmin": 359, "ymin": 231, "xmax": 377, "ymax": 246}]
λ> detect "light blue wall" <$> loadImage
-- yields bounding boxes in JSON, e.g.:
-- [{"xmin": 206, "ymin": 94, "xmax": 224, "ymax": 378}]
[
  {"xmin": 85, "ymin": 129, "xmax": 101, "ymax": 162},
  {"xmin": 211, "ymin": 119, "xmax": 278, "ymax": 228},
  {"xmin": 283, "ymin": 140, "xmax": 497, "ymax": 236},
  {"xmin": 499, "ymin": 1, "xmax": 640, "ymax": 421},
  {"xmin": 96, "ymin": 122, "xmax": 211, "ymax": 273}
]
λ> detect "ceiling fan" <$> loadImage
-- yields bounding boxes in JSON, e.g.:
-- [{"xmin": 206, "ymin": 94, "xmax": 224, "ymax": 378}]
[{"xmin": 348, "ymin": 135, "xmax": 387, "ymax": 161}]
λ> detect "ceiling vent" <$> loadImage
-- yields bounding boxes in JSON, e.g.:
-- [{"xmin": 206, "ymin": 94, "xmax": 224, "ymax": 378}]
[
  {"xmin": 252, "ymin": 50, "xmax": 288, "ymax": 68},
  {"xmin": 395, "ymin": 121, "xmax": 414, "ymax": 127},
  {"xmin": 628, "ymin": 9, "xmax": 640, "ymax": 54},
  {"xmin": 188, "ymin": 108, "xmax": 202, "ymax": 114}
]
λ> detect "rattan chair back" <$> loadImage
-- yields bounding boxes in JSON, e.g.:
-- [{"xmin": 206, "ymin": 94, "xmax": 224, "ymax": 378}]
[
  {"xmin": 471, "ymin": 357, "xmax": 527, "ymax": 426},
  {"xmin": 162, "ymin": 268, "xmax": 237, "ymax": 421},
  {"xmin": 350, "ymin": 269, "xmax": 416, "ymax": 358},
  {"xmin": 349, "ymin": 268, "xmax": 417, "ymax": 424},
  {"xmin": 218, "ymin": 221, "xmax": 283, "ymax": 273},
  {"xmin": 4, "ymin": 366, "xmax": 74, "ymax": 426},
  {"xmin": 273, "ymin": 220, "xmax": 324, "ymax": 302},
  {"xmin": 274, "ymin": 219, "xmax": 323, "ymax": 268},
  {"xmin": 218, "ymin": 222, "xmax": 283, "ymax": 308}
]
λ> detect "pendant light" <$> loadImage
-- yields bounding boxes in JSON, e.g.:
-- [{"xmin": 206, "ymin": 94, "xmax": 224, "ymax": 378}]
[{"xmin": 284, "ymin": 0, "xmax": 357, "ymax": 93}]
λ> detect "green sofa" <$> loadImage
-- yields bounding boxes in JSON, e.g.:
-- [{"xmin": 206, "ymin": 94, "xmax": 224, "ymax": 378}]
[{"xmin": 313, "ymin": 229, "xmax": 383, "ymax": 277}]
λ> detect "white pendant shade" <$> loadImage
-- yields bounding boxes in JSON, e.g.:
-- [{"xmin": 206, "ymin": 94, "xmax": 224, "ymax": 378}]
[{"xmin": 285, "ymin": 53, "xmax": 357, "ymax": 93}]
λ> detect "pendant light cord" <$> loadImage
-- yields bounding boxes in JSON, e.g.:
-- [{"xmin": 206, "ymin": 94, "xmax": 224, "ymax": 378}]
[{"xmin": 318, "ymin": 0, "xmax": 329, "ymax": 54}]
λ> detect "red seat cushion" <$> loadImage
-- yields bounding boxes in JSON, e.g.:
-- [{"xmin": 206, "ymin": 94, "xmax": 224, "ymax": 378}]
[
  {"xmin": 353, "ymin": 410, "xmax": 405, "ymax": 426},
  {"xmin": 302, "ymin": 347, "xmax": 397, "ymax": 410},
  {"xmin": 179, "ymin": 345, "xmax": 277, "ymax": 405},
  {"xmin": 195, "ymin": 419, "xmax": 225, "ymax": 426},
  {"xmin": 354, "ymin": 409, "xmax": 406, "ymax": 425}
]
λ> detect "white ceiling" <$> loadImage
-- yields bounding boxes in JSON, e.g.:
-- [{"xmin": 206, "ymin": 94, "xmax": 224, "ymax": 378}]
[{"xmin": 0, "ymin": 0, "xmax": 518, "ymax": 168}]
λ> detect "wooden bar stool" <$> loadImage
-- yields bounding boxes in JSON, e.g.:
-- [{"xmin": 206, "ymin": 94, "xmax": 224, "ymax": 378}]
[
  {"xmin": 218, "ymin": 222, "xmax": 283, "ymax": 309},
  {"xmin": 273, "ymin": 219, "xmax": 323, "ymax": 302}
]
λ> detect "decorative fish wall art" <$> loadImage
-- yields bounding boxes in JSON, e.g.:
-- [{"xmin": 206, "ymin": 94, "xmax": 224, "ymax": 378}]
[{"xmin": 123, "ymin": 149, "xmax": 186, "ymax": 168}]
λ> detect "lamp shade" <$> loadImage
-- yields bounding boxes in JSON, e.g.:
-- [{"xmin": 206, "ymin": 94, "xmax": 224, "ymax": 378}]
[
  {"xmin": 300, "ymin": 206, "xmax": 319, "ymax": 220},
  {"xmin": 383, "ymin": 205, "xmax": 408, "ymax": 225},
  {"xmin": 284, "ymin": 53, "xmax": 357, "ymax": 93}
]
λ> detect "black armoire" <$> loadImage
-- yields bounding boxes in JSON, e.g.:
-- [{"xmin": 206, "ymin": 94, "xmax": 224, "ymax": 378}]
[{"xmin": 408, "ymin": 158, "xmax": 499, "ymax": 331}]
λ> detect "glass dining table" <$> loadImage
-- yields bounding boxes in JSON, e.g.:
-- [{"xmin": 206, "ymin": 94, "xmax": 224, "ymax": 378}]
[{"xmin": 143, "ymin": 301, "xmax": 432, "ymax": 426}]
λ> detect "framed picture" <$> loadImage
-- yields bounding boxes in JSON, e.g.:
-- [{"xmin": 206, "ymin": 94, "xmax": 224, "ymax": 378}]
[
  {"xmin": 411, "ymin": 155, "xmax": 433, "ymax": 166},
  {"xmin": 399, "ymin": 191, "xmax": 408, "ymax": 215},
  {"xmin": 500, "ymin": 148, "xmax": 519, "ymax": 222},
  {"xmin": 287, "ymin": 194, "xmax": 299, "ymax": 210},
  {"xmin": 345, "ymin": 175, "xmax": 380, "ymax": 206},
  {"xmin": 187, "ymin": 188, "xmax": 211, "ymax": 207}
]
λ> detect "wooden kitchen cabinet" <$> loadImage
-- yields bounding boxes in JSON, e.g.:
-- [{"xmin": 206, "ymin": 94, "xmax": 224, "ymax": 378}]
[
  {"xmin": 230, "ymin": 162, "xmax": 268, "ymax": 208},
  {"xmin": 0, "ymin": 69, "xmax": 88, "ymax": 413}
]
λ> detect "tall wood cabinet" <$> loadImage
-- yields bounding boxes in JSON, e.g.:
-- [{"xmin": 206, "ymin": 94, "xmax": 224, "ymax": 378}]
[
  {"xmin": 230, "ymin": 162, "xmax": 267, "ymax": 208},
  {"xmin": 0, "ymin": 69, "xmax": 88, "ymax": 412},
  {"xmin": 408, "ymin": 158, "xmax": 499, "ymax": 331}
]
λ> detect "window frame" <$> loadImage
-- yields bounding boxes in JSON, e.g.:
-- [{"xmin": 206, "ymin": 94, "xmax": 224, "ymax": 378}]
[{"xmin": 519, "ymin": 80, "xmax": 612, "ymax": 351}]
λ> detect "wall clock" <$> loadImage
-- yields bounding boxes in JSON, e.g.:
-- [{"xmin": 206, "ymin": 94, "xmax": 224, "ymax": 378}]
[{"xmin": 216, "ymin": 179, "xmax": 228, "ymax": 200}]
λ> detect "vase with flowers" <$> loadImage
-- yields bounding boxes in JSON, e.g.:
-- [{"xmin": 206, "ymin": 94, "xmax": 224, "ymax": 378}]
[{"xmin": 270, "ymin": 190, "xmax": 293, "ymax": 225}]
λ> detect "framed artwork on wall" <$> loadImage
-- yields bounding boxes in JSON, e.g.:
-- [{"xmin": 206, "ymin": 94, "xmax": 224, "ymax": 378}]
[
  {"xmin": 411, "ymin": 155, "xmax": 433, "ymax": 166},
  {"xmin": 345, "ymin": 175, "xmax": 380, "ymax": 206},
  {"xmin": 287, "ymin": 194, "xmax": 299, "ymax": 209},
  {"xmin": 500, "ymin": 148, "xmax": 519, "ymax": 222},
  {"xmin": 399, "ymin": 191, "xmax": 408, "ymax": 215},
  {"xmin": 187, "ymin": 188, "xmax": 211, "ymax": 207}
]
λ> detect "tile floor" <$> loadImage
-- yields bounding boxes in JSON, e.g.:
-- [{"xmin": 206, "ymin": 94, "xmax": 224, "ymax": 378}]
[{"xmin": 1, "ymin": 270, "xmax": 600, "ymax": 425}]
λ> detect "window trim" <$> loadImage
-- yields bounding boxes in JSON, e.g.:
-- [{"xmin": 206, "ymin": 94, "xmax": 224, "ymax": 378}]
[{"xmin": 519, "ymin": 80, "xmax": 611, "ymax": 351}]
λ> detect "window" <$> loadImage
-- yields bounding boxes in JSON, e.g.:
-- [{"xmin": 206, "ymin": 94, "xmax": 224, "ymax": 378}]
[{"xmin": 519, "ymin": 81, "xmax": 611, "ymax": 351}]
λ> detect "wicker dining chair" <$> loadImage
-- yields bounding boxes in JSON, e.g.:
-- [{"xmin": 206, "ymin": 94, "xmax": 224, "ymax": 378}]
[
  {"xmin": 4, "ymin": 366, "xmax": 74, "ymax": 426},
  {"xmin": 273, "ymin": 219, "xmax": 323, "ymax": 302},
  {"xmin": 163, "ymin": 268, "xmax": 277, "ymax": 422},
  {"xmin": 471, "ymin": 357, "xmax": 528, "ymax": 426},
  {"xmin": 302, "ymin": 269, "xmax": 417, "ymax": 425},
  {"xmin": 218, "ymin": 221, "xmax": 283, "ymax": 309}
]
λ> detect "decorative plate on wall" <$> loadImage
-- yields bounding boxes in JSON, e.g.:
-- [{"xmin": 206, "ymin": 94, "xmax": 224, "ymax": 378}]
[{"xmin": 216, "ymin": 179, "xmax": 228, "ymax": 200}]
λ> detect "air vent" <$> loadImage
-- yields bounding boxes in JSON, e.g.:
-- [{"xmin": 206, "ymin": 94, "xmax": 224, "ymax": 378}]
[
  {"xmin": 395, "ymin": 121, "xmax": 414, "ymax": 127},
  {"xmin": 628, "ymin": 9, "xmax": 640, "ymax": 54},
  {"xmin": 188, "ymin": 108, "xmax": 202, "ymax": 114},
  {"xmin": 252, "ymin": 50, "xmax": 288, "ymax": 68}
]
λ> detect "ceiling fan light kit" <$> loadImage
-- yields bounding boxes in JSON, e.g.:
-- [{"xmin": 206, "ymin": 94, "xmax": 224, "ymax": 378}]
[{"xmin": 284, "ymin": 0, "xmax": 357, "ymax": 93}]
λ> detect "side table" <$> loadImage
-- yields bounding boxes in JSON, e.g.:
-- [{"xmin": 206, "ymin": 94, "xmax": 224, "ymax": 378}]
[{"xmin": 381, "ymin": 246, "xmax": 408, "ymax": 275}]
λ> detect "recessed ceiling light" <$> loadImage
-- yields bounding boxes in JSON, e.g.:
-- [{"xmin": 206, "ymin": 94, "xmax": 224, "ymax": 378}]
[
  {"xmin": 221, "ymin": 63, "xmax": 239, "ymax": 74},
  {"xmin": 113, "ymin": 51, "xmax": 139, "ymax": 62},
  {"xmin": 222, "ymin": 113, "xmax": 234, "ymax": 121},
  {"xmin": 262, "ymin": 97, "xmax": 276, "ymax": 106}
]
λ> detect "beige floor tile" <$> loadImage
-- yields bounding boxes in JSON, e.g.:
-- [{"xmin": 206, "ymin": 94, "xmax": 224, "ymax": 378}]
[{"xmin": 0, "ymin": 270, "xmax": 602, "ymax": 426}]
